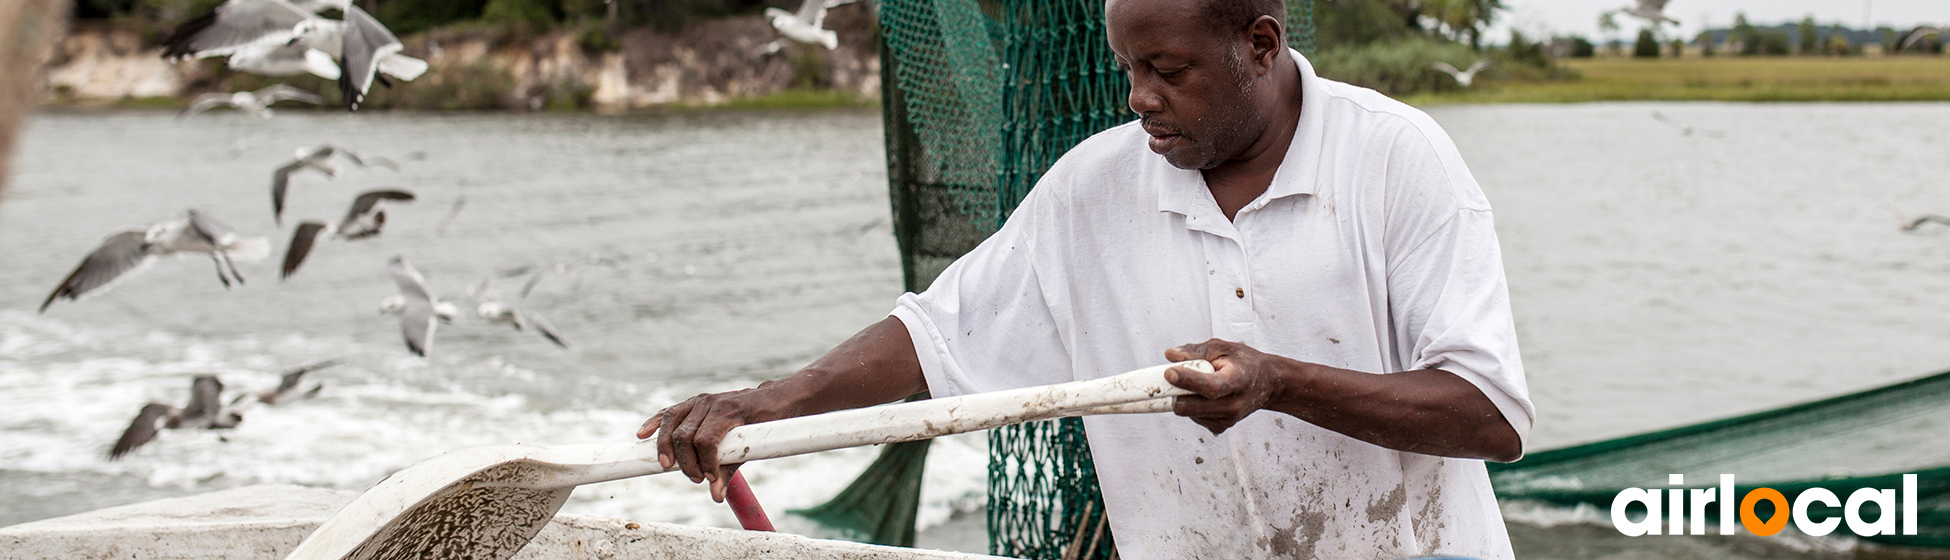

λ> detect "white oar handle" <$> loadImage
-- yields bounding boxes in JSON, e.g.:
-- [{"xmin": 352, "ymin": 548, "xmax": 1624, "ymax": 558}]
[{"xmin": 711, "ymin": 360, "xmax": 1207, "ymax": 466}]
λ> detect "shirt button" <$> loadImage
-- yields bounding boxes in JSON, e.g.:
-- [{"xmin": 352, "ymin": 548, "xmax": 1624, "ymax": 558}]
[{"xmin": 1235, "ymin": 288, "xmax": 1245, "ymax": 299}]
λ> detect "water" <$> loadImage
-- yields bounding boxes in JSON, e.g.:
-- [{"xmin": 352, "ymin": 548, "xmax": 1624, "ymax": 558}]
[{"xmin": 3, "ymin": 103, "xmax": 1949, "ymax": 558}]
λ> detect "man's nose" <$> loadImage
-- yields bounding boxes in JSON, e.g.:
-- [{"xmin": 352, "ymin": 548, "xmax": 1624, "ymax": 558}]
[{"xmin": 1127, "ymin": 75, "xmax": 1165, "ymax": 115}]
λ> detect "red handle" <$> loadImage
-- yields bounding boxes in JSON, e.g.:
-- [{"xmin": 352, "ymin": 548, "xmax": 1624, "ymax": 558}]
[{"xmin": 724, "ymin": 470, "xmax": 775, "ymax": 532}]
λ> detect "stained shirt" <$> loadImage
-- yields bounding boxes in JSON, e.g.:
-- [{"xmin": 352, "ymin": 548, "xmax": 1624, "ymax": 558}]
[{"xmin": 890, "ymin": 50, "xmax": 1532, "ymax": 560}]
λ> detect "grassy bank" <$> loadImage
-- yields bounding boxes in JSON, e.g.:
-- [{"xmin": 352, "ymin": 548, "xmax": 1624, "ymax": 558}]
[{"xmin": 1405, "ymin": 56, "xmax": 1950, "ymax": 105}]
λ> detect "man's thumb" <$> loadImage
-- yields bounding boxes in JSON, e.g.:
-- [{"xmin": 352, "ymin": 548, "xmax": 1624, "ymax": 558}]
[{"xmin": 1166, "ymin": 365, "xmax": 1229, "ymax": 398}]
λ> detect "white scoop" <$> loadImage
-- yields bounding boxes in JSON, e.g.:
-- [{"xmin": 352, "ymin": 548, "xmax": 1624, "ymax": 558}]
[{"xmin": 285, "ymin": 360, "xmax": 1212, "ymax": 560}]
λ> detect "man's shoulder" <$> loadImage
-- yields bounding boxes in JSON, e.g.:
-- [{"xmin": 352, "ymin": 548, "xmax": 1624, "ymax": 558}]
[
  {"xmin": 1031, "ymin": 120, "xmax": 1154, "ymax": 200},
  {"xmin": 1310, "ymin": 76, "xmax": 1453, "ymax": 154}
]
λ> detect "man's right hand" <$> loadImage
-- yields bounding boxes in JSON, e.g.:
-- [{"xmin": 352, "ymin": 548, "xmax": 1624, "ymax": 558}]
[
  {"xmin": 638, "ymin": 383, "xmax": 785, "ymax": 503},
  {"xmin": 632, "ymin": 316, "xmax": 928, "ymax": 503}
]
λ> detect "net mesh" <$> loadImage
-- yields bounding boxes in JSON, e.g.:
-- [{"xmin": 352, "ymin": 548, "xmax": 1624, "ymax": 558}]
[{"xmin": 873, "ymin": 0, "xmax": 1315, "ymax": 557}]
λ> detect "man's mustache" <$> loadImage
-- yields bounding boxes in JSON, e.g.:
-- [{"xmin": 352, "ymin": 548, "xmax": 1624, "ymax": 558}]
[{"xmin": 1140, "ymin": 116, "xmax": 1182, "ymax": 136}]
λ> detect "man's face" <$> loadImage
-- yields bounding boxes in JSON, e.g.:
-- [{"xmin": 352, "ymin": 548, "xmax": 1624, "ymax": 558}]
[{"xmin": 1105, "ymin": 0, "xmax": 1267, "ymax": 170}]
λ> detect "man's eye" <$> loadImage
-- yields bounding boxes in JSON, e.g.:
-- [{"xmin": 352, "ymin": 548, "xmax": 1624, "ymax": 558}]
[{"xmin": 1157, "ymin": 67, "xmax": 1185, "ymax": 78}]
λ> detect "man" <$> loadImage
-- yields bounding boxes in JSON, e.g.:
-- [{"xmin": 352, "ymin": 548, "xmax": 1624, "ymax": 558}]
[{"xmin": 640, "ymin": 0, "xmax": 1533, "ymax": 557}]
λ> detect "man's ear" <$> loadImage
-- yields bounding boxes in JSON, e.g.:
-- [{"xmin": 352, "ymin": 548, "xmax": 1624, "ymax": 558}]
[{"xmin": 1247, "ymin": 15, "xmax": 1284, "ymax": 75}]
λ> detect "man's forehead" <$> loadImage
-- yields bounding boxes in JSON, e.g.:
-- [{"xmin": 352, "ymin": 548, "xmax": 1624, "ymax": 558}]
[{"xmin": 1105, "ymin": 0, "xmax": 1215, "ymax": 58}]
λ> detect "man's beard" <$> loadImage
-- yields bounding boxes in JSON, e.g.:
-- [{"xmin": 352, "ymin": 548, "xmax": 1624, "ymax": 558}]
[{"xmin": 1153, "ymin": 48, "xmax": 1267, "ymax": 171}]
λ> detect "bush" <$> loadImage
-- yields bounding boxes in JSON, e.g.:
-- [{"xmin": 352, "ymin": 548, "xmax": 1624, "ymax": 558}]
[
  {"xmin": 1759, "ymin": 30, "xmax": 1792, "ymax": 55},
  {"xmin": 1633, "ymin": 28, "xmax": 1659, "ymax": 58},
  {"xmin": 1311, "ymin": 36, "xmax": 1482, "ymax": 96},
  {"xmin": 365, "ymin": 62, "xmax": 517, "ymax": 110},
  {"xmin": 480, "ymin": 0, "xmax": 556, "ymax": 29},
  {"xmin": 1568, "ymin": 36, "xmax": 1595, "ymax": 58}
]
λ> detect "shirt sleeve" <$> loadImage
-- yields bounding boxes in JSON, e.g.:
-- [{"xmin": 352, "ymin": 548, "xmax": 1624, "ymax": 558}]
[
  {"xmin": 890, "ymin": 191, "xmax": 1073, "ymax": 399},
  {"xmin": 1383, "ymin": 128, "xmax": 1537, "ymax": 452}
]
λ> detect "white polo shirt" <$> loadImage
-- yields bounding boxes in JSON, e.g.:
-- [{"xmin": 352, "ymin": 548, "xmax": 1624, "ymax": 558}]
[{"xmin": 891, "ymin": 50, "xmax": 1532, "ymax": 560}]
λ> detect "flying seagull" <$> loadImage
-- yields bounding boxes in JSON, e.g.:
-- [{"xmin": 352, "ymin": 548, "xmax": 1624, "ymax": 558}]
[
  {"xmin": 271, "ymin": 144, "xmax": 400, "ymax": 225},
  {"xmin": 331, "ymin": 4, "xmax": 429, "ymax": 110},
  {"xmin": 231, "ymin": 359, "xmax": 341, "ymax": 406},
  {"xmin": 468, "ymin": 272, "xmax": 569, "ymax": 349},
  {"xmin": 1432, "ymin": 59, "xmax": 1493, "ymax": 88},
  {"xmin": 1618, "ymin": 0, "xmax": 1678, "ymax": 26},
  {"xmin": 109, "ymin": 376, "xmax": 244, "ymax": 460},
  {"xmin": 764, "ymin": 0, "xmax": 852, "ymax": 50},
  {"xmin": 161, "ymin": 0, "xmax": 427, "ymax": 110},
  {"xmin": 181, "ymin": 84, "xmax": 322, "ymax": 119},
  {"xmin": 380, "ymin": 256, "xmax": 458, "ymax": 357},
  {"xmin": 1651, "ymin": 111, "xmax": 1726, "ymax": 138},
  {"xmin": 1901, "ymin": 213, "xmax": 1950, "ymax": 232},
  {"xmin": 282, "ymin": 189, "xmax": 417, "ymax": 278},
  {"xmin": 1899, "ymin": 27, "xmax": 1944, "ymax": 50},
  {"xmin": 41, "ymin": 210, "xmax": 271, "ymax": 313}
]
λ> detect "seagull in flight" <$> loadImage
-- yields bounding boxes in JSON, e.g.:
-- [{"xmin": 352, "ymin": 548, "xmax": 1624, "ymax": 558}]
[
  {"xmin": 271, "ymin": 144, "xmax": 399, "ymax": 225},
  {"xmin": 109, "ymin": 376, "xmax": 244, "ymax": 460},
  {"xmin": 181, "ymin": 84, "xmax": 322, "ymax": 119},
  {"xmin": 764, "ymin": 0, "xmax": 859, "ymax": 50},
  {"xmin": 468, "ymin": 271, "xmax": 569, "ymax": 349},
  {"xmin": 231, "ymin": 359, "xmax": 340, "ymax": 406},
  {"xmin": 160, "ymin": 0, "xmax": 427, "ymax": 110},
  {"xmin": 380, "ymin": 256, "xmax": 459, "ymax": 357},
  {"xmin": 1618, "ymin": 0, "xmax": 1678, "ymax": 26},
  {"xmin": 1432, "ymin": 59, "xmax": 1493, "ymax": 88},
  {"xmin": 281, "ymin": 189, "xmax": 417, "ymax": 278},
  {"xmin": 41, "ymin": 210, "xmax": 270, "ymax": 313},
  {"xmin": 1651, "ymin": 111, "xmax": 1725, "ymax": 138},
  {"xmin": 1899, "ymin": 27, "xmax": 1944, "ymax": 50},
  {"xmin": 1900, "ymin": 213, "xmax": 1950, "ymax": 232}
]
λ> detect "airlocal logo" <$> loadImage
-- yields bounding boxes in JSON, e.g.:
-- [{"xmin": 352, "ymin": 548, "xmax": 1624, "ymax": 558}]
[{"xmin": 1612, "ymin": 474, "xmax": 1919, "ymax": 537}]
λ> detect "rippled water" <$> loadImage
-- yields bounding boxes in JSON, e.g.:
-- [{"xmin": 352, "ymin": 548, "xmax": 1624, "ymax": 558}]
[{"xmin": 3, "ymin": 103, "xmax": 1949, "ymax": 558}]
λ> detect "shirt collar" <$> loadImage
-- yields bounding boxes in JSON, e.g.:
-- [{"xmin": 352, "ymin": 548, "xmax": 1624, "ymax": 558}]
[{"xmin": 1156, "ymin": 47, "xmax": 1326, "ymax": 220}]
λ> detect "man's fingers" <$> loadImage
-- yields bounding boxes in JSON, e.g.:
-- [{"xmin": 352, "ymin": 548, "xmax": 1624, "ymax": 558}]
[
  {"xmin": 637, "ymin": 414, "xmax": 662, "ymax": 441},
  {"xmin": 1166, "ymin": 362, "xmax": 1241, "ymax": 399},
  {"xmin": 654, "ymin": 404, "xmax": 692, "ymax": 470},
  {"xmin": 672, "ymin": 399, "xmax": 716, "ymax": 483}
]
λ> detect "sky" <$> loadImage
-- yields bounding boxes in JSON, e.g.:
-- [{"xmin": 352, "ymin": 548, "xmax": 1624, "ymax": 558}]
[{"xmin": 1485, "ymin": 0, "xmax": 1944, "ymax": 42}]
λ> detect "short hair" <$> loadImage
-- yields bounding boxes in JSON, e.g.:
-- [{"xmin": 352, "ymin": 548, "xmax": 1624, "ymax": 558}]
[{"xmin": 1199, "ymin": 0, "xmax": 1286, "ymax": 38}]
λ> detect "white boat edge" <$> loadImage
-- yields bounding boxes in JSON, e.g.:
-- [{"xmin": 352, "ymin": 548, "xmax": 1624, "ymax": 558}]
[{"xmin": 0, "ymin": 484, "xmax": 1011, "ymax": 560}]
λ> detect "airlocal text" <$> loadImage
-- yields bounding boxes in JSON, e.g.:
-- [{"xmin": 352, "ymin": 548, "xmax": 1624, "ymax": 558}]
[{"xmin": 1612, "ymin": 474, "xmax": 1918, "ymax": 537}]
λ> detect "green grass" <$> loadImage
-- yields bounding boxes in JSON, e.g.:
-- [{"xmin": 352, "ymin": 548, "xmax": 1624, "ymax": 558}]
[{"xmin": 1405, "ymin": 55, "xmax": 1950, "ymax": 105}]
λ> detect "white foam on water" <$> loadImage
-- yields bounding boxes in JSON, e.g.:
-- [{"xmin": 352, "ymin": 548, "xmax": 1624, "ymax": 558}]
[{"xmin": 0, "ymin": 311, "xmax": 988, "ymax": 531}]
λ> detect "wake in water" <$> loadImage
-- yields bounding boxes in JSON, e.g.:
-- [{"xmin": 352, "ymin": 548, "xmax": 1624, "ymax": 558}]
[{"xmin": 0, "ymin": 310, "xmax": 987, "ymax": 531}]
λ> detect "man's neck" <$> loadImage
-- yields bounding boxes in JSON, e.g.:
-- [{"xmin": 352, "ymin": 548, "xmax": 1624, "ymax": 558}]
[{"xmin": 1201, "ymin": 54, "xmax": 1304, "ymax": 222}]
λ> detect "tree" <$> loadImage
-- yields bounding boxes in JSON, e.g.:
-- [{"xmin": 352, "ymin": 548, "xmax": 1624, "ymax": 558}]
[
  {"xmin": 1733, "ymin": 12, "xmax": 1758, "ymax": 55},
  {"xmin": 1696, "ymin": 30, "xmax": 1716, "ymax": 56},
  {"xmin": 1633, "ymin": 28, "xmax": 1659, "ymax": 58},
  {"xmin": 1598, "ymin": 10, "xmax": 1621, "ymax": 53},
  {"xmin": 1797, "ymin": 16, "xmax": 1819, "ymax": 54}
]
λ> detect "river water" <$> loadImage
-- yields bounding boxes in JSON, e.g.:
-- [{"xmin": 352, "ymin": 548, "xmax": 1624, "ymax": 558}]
[{"xmin": 2, "ymin": 103, "xmax": 1948, "ymax": 558}]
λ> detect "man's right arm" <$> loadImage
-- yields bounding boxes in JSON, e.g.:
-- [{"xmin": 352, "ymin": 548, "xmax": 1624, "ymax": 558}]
[{"xmin": 636, "ymin": 315, "xmax": 925, "ymax": 502}]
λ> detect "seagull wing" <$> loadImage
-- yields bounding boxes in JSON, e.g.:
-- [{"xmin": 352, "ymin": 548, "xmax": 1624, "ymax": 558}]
[
  {"xmin": 161, "ymin": 0, "xmax": 317, "ymax": 60},
  {"xmin": 1464, "ymin": 58, "xmax": 1494, "ymax": 75},
  {"xmin": 274, "ymin": 359, "xmax": 341, "ymax": 394},
  {"xmin": 1900, "ymin": 27, "xmax": 1941, "ymax": 49},
  {"xmin": 516, "ymin": 268, "xmax": 548, "ymax": 300},
  {"xmin": 109, "ymin": 403, "xmax": 176, "ymax": 459},
  {"xmin": 795, "ymin": 0, "xmax": 826, "ymax": 24},
  {"xmin": 270, "ymin": 158, "xmax": 335, "ymax": 225},
  {"xmin": 1431, "ymin": 61, "xmax": 1461, "ymax": 77},
  {"xmin": 40, "ymin": 231, "xmax": 153, "ymax": 313},
  {"xmin": 337, "ymin": 5, "xmax": 403, "ymax": 110},
  {"xmin": 387, "ymin": 256, "xmax": 433, "ymax": 301},
  {"xmin": 399, "ymin": 298, "xmax": 437, "ymax": 356},
  {"xmin": 1639, "ymin": 0, "xmax": 1668, "ymax": 12},
  {"xmin": 180, "ymin": 93, "xmax": 238, "ymax": 117},
  {"xmin": 256, "ymin": 84, "xmax": 322, "ymax": 105},
  {"xmin": 343, "ymin": 189, "xmax": 416, "ymax": 224},
  {"xmin": 518, "ymin": 309, "xmax": 569, "ymax": 349},
  {"xmin": 281, "ymin": 221, "xmax": 329, "ymax": 279},
  {"xmin": 186, "ymin": 209, "xmax": 238, "ymax": 245},
  {"xmin": 182, "ymin": 376, "xmax": 227, "ymax": 422}
]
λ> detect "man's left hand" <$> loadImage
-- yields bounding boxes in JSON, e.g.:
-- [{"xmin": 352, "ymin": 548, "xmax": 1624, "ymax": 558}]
[{"xmin": 1164, "ymin": 339, "xmax": 1290, "ymax": 434}]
